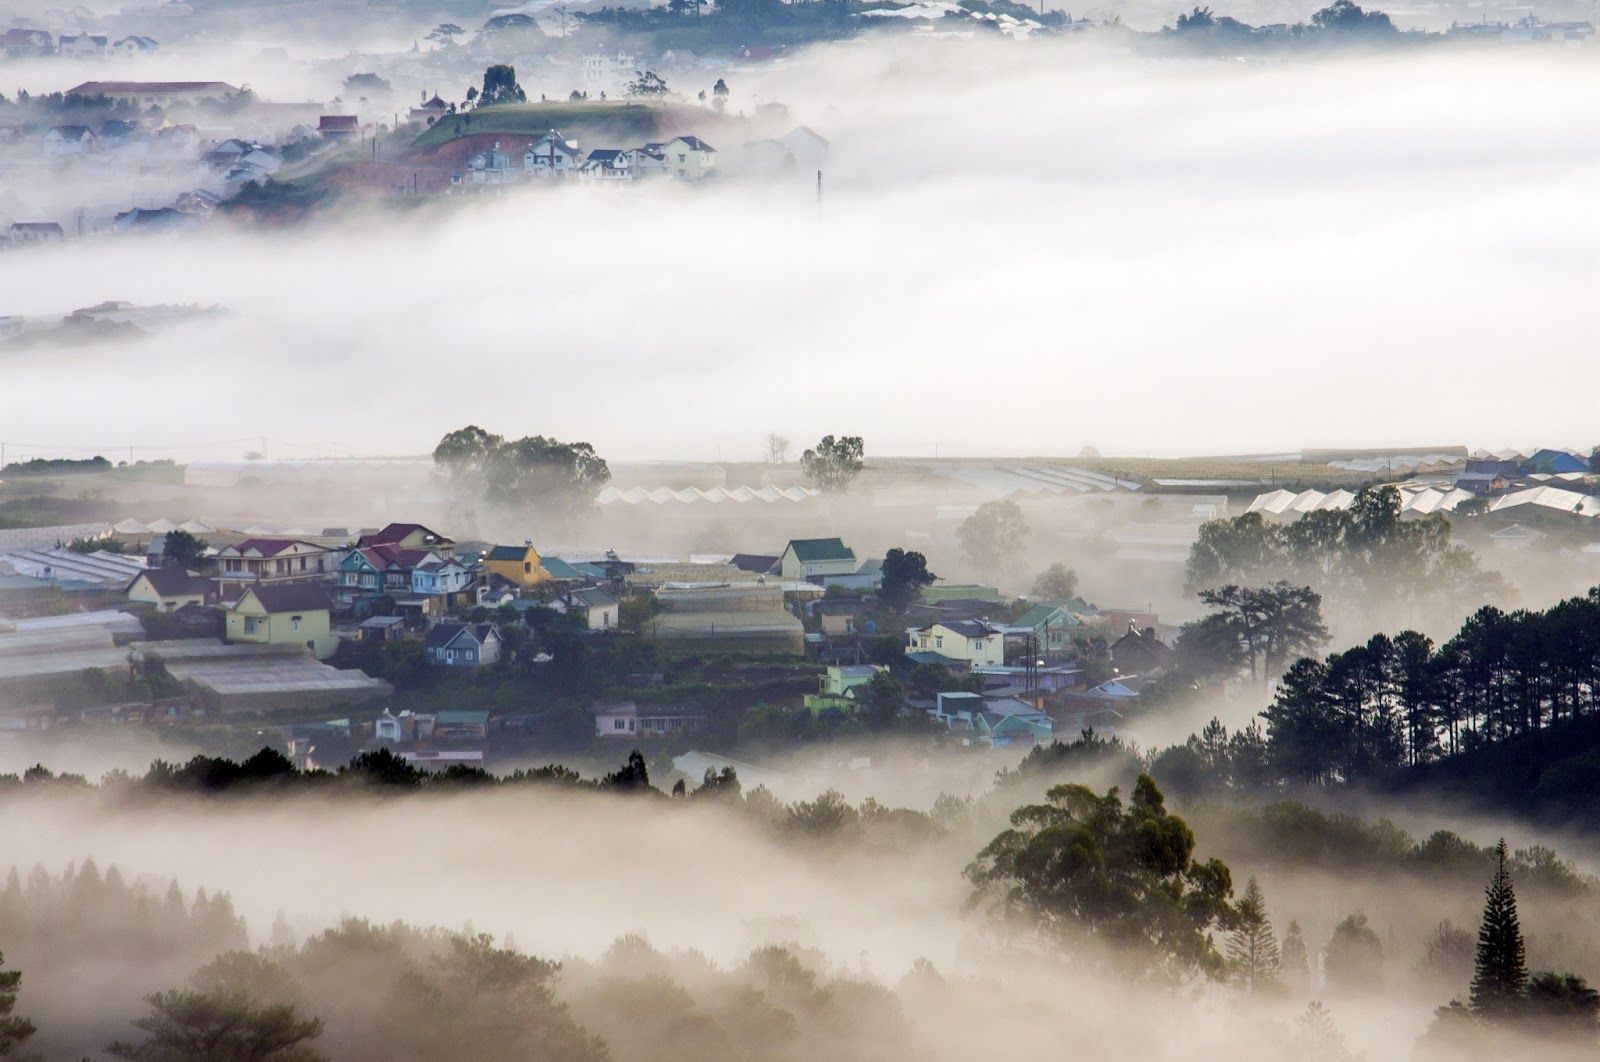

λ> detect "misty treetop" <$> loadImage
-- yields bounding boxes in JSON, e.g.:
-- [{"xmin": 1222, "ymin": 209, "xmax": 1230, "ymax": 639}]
[
  {"xmin": 965, "ymin": 774, "xmax": 1236, "ymax": 982},
  {"xmin": 800, "ymin": 434, "xmax": 864, "ymax": 493},
  {"xmin": 433, "ymin": 425, "xmax": 610, "ymax": 527},
  {"xmin": 1184, "ymin": 486, "xmax": 1503, "ymax": 632}
]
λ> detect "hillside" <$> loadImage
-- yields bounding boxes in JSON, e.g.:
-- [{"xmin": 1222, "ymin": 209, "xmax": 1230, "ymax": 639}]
[{"xmin": 409, "ymin": 100, "xmax": 731, "ymax": 156}]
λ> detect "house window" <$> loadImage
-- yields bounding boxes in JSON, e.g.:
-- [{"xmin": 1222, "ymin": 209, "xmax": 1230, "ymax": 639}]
[
  {"xmin": 614, "ymin": 718, "xmax": 625, "ymax": 730},
  {"xmin": 524, "ymin": 562, "xmax": 531, "ymax": 574},
  {"xmin": 934, "ymin": 636, "xmax": 943, "ymax": 649},
  {"xmin": 291, "ymin": 616, "xmax": 302, "ymax": 631}
]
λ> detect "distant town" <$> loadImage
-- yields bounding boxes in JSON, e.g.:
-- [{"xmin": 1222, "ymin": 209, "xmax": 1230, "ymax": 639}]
[{"xmin": 0, "ymin": 441, "xmax": 1595, "ymax": 781}]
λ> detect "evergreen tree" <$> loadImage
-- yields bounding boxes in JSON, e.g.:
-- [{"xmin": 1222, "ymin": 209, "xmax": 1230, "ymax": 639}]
[
  {"xmin": 1226, "ymin": 877, "xmax": 1281, "ymax": 992},
  {"xmin": 0, "ymin": 949, "xmax": 35, "ymax": 1056},
  {"xmin": 1469, "ymin": 838, "xmax": 1528, "ymax": 1020},
  {"xmin": 1281, "ymin": 920, "xmax": 1311, "ymax": 994}
]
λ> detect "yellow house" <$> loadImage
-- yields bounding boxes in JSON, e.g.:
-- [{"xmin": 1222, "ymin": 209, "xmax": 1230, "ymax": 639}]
[
  {"xmin": 126, "ymin": 567, "xmax": 213, "ymax": 612},
  {"xmin": 484, "ymin": 543, "xmax": 545, "ymax": 588},
  {"xmin": 225, "ymin": 584, "xmax": 337, "ymax": 659},
  {"xmin": 907, "ymin": 620, "xmax": 1005, "ymax": 667}
]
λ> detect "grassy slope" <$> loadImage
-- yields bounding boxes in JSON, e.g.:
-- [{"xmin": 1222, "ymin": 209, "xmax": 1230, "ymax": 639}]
[{"xmin": 410, "ymin": 101, "xmax": 709, "ymax": 153}]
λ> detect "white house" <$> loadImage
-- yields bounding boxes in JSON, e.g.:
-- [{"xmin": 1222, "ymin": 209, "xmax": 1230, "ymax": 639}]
[
  {"xmin": 465, "ymin": 144, "xmax": 513, "ymax": 184},
  {"xmin": 44, "ymin": 125, "xmax": 97, "ymax": 157},
  {"xmin": 781, "ymin": 126, "xmax": 829, "ymax": 171},
  {"xmin": 628, "ymin": 144, "xmax": 668, "ymax": 178},
  {"xmin": 579, "ymin": 148, "xmax": 631, "ymax": 181},
  {"xmin": 551, "ymin": 586, "xmax": 620, "ymax": 630},
  {"xmin": 57, "ymin": 33, "xmax": 108, "ymax": 57},
  {"xmin": 658, "ymin": 135, "xmax": 717, "ymax": 179},
  {"xmin": 524, "ymin": 131, "xmax": 580, "ymax": 177}
]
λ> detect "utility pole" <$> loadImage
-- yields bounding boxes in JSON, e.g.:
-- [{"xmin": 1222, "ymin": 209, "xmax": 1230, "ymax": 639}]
[{"xmin": 816, "ymin": 169, "xmax": 823, "ymax": 219}]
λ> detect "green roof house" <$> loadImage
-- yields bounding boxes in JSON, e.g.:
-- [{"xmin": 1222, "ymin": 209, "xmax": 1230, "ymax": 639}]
[{"xmin": 780, "ymin": 537, "xmax": 857, "ymax": 582}]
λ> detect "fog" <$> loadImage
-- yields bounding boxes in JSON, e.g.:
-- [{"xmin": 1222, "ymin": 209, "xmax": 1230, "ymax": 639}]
[
  {"xmin": 2, "ymin": 38, "xmax": 1596, "ymax": 462},
  {"xmin": 2, "ymin": 769, "xmax": 1599, "ymax": 1059}
]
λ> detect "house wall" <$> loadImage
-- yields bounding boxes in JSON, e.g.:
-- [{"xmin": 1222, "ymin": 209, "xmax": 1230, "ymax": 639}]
[
  {"xmin": 909, "ymin": 624, "xmax": 1003, "ymax": 667},
  {"xmin": 486, "ymin": 550, "xmax": 544, "ymax": 588},
  {"xmin": 820, "ymin": 613, "xmax": 854, "ymax": 636},
  {"xmin": 662, "ymin": 140, "xmax": 716, "ymax": 179},
  {"xmin": 780, "ymin": 549, "xmax": 857, "ymax": 581},
  {"xmin": 585, "ymin": 602, "xmax": 619, "ymax": 631},
  {"xmin": 128, "ymin": 577, "xmax": 205, "ymax": 612},
  {"xmin": 595, "ymin": 708, "xmax": 637, "ymax": 735},
  {"xmin": 225, "ymin": 597, "xmax": 336, "ymax": 659}
]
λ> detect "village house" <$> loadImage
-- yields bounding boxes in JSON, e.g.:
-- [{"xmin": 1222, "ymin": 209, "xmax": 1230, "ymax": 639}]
[
  {"xmin": 408, "ymin": 92, "xmax": 449, "ymax": 125},
  {"xmin": 779, "ymin": 537, "xmax": 857, "ymax": 582},
  {"xmin": 338, "ymin": 545, "xmax": 470, "ymax": 613},
  {"xmin": 225, "ymin": 583, "xmax": 337, "ymax": 659},
  {"xmin": 627, "ymin": 144, "xmax": 668, "ymax": 177},
  {"xmin": 1, "ymin": 28, "xmax": 54, "ymax": 57},
  {"xmin": 1009, "ymin": 600, "xmax": 1086, "ymax": 654},
  {"xmin": 907, "ymin": 619, "xmax": 1005, "ymax": 667},
  {"xmin": 318, "ymin": 115, "xmax": 359, "ymax": 140},
  {"xmin": 591, "ymin": 700, "xmax": 705, "ymax": 738},
  {"xmin": 358, "ymin": 614, "xmax": 407, "ymax": 643},
  {"xmin": 524, "ymin": 131, "xmax": 580, "ymax": 177},
  {"xmin": 57, "ymin": 33, "xmax": 109, "ymax": 58},
  {"xmin": 579, "ymin": 148, "xmax": 632, "ymax": 181},
  {"xmin": 7, "ymin": 222, "xmax": 65, "ymax": 245},
  {"xmin": 67, "ymin": 80, "xmax": 240, "ymax": 109},
  {"xmin": 113, "ymin": 35, "xmax": 159, "ymax": 56},
  {"xmin": 44, "ymin": 125, "xmax": 98, "ymax": 157},
  {"xmin": 126, "ymin": 567, "xmax": 213, "ymax": 611},
  {"xmin": 424, "ymin": 622, "xmax": 501, "ymax": 669},
  {"xmin": 817, "ymin": 599, "xmax": 857, "ymax": 637},
  {"xmin": 658, "ymin": 135, "xmax": 717, "ymax": 179},
  {"xmin": 483, "ymin": 542, "xmax": 545, "ymax": 589},
  {"xmin": 550, "ymin": 586, "xmax": 620, "ymax": 631},
  {"xmin": 214, "ymin": 539, "xmax": 338, "ymax": 589},
  {"xmin": 804, "ymin": 663, "xmax": 885, "ymax": 712},
  {"xmin": 1109, "ymin": 624, "xmax": 1173, "ymax": 674},
  {"xmin": 461, "ymin": 143, "xmax": 514, "ymax": 185},
  {"xmin": 356, "ymin": 523, "xmax": 455, "ymax": 557},
  {"xmin": 433, "ymin": 709, "xmax": 491, "ymax": 743}
]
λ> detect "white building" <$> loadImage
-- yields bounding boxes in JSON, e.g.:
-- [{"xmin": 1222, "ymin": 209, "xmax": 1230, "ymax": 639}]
[
  {"xmin": 524, "ymin": 131, "xmax": 580, "ymax": 177},
  {"xmin": 44, "ymin": 125, "xmax": 97, "ymax": 157},
  {"xmin": 580, "ymin": 51, "xmax": 639, "ymax": 98}
]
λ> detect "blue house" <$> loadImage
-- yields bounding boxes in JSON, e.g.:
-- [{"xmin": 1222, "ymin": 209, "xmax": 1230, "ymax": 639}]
[{"xmin": 424, "ymin": 623, "xmax": 502, "ymax": 668}]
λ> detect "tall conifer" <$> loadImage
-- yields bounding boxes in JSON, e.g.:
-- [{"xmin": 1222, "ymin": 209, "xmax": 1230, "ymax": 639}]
[{"xmin": 1469, "ymin": 838, "xmax": 1528, "ymax": 1020}]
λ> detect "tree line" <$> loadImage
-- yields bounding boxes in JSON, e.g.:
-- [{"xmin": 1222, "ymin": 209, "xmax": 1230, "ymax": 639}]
[{"xmin": 1263, "ymin": 588, "xmax": 1600, "ymax": 785}]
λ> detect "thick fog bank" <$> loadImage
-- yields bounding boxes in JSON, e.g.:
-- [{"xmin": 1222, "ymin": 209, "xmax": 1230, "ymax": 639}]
[{"xmin": 1, "ymin": 41, "xmax": 1594, "ymax": 462}]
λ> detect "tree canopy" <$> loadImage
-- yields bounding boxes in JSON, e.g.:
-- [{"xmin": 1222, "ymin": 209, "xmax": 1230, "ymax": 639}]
[
  {"xmin": 800, "ymin": 435, "xmax": 864, "ymax": 493},
  {"xmin": 0, "ymin": 949, "xmax": 33, "ymax": 1057},
  {"xmin": 433, "ymin": 425, "xmax": 610, "ymax": 528},
  {"xmin": 477, "ymin": 64, "xmax": 527, "ymax": 107},
  {"xmin": 957, "ymin": 500, "xmax": 1028, "ymax": 586},
  {"xmin": 878, "ymin": 547, "xmax": 936, "ymax": 615},
  {"xmin": 1030, "ymin": 562, "xmax": 1078, "ymax": 602},
  {"xmin": 965, "ymin": 774, "xmax": 1235, "ymax": 981}
]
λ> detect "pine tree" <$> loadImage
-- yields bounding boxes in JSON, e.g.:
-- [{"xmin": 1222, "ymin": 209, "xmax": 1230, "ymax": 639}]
[
  {"xmin": 1469, "ymin": 838, "xmax": 1528, "ymax": 1021},
  {"xmin": 1282, "ymin": 921, "xmax": 1311, "ymax": 994},
  {"xmin": 1227, "ymin": 876, "xmax": 1282, "ymax": 992},
  {"xmin": 0, "ymin": 949, "xmax": 35, "ymax": 1056}
]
